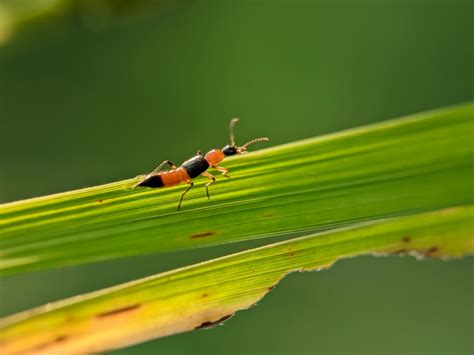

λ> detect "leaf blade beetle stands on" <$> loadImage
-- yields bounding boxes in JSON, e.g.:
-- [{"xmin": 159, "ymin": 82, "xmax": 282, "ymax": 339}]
[{"xmin": 135, "ymin": 118, "xmax": 270, "ymax": 209}]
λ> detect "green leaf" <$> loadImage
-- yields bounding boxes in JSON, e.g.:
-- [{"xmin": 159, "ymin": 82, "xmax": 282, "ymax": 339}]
[
  {"xmin": 0, "ymin": 0, "xmax": 188, "ymax": 45},
  {"xmin": 1, "ymin": 103, "xmax": 473, "ymax": 275},
  {"xmin": 0, "ymin": 206, "xmax": 472, "ymax": 354}
]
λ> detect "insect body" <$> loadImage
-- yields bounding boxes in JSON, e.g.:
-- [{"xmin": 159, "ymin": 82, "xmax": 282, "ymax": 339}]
[{"xmin": 136, "ymin": 118, "xmax": 269, "ymax": 209}]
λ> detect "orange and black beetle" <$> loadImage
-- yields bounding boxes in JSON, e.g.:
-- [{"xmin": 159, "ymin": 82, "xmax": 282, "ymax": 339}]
[{"xmin": 136, "ymin": 118, "xmax": 269, "ymax": 209}]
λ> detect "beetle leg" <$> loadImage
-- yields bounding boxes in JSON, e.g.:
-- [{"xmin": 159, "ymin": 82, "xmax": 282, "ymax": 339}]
[
  {"xmin": 178, "ymin": 181, "xmax": 194, "ymax": 210},
  {"xmin": 149, "ymin": 160, "xmax": 177, "ymax": 175},
  {"xmin": 201, "ymin": 171, "xmax": 216, "ymax": 199},
  {"xmin": 213, "ymin": 165, "xmax": 230, "ymax": 178}
]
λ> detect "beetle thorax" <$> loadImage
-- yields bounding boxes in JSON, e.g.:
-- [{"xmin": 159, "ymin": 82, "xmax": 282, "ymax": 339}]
[{"xmin": 205, "ymin": 149, "xmax": 225, "ymax": 165}]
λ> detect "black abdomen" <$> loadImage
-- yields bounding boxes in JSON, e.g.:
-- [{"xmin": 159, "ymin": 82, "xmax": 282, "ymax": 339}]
[
  {"xmin": 182, "ymin": 155, "xmax": 209, "ymax": 178},
  {"xmin": 136, "ymin": 175, "xmax": 164, "ymax": 188}
]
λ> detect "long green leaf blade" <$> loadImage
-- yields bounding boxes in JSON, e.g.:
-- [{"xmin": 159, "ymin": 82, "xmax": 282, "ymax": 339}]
[
  {"xmin": 1, "ymin": 104, "xmax": 473, "ymax": 275},
  {"xmin": 0, "ymin": 206, "xmax": 472, "ymax": 354}
]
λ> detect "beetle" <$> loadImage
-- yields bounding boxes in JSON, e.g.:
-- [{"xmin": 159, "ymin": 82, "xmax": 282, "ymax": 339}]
[{"xmin": 135, "ymin": 118, "xmax": 269, "ymax": 209}]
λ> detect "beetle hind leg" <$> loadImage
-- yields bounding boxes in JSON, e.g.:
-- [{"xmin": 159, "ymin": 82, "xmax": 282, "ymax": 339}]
[
  {"xmin": 150, "ymin": 160, "xmax": 177, "ymax": 175},
  {"xmin": 177, "ymin": 181, "xmax": 194, "ymax": 210},
  {"xmin": 201, "ymin": 171, "xmax": 216, "ymax": 199}
]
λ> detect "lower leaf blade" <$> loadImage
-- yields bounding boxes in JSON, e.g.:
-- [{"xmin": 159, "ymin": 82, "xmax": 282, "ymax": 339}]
[{"xmin": 0, "ymin": 206, "xmax": 472, "ymax": 354}]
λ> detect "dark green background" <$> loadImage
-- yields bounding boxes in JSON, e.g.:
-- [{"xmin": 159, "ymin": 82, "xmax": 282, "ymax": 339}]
[{"xmin": 0, "ymin": 1, "xmax": 472, "ymax": 353}]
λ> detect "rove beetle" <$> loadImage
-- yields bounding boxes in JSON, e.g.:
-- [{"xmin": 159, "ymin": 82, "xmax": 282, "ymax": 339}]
[{"xmin": 135, "ymin": 118, "xmax": 269, "ymax": 209}]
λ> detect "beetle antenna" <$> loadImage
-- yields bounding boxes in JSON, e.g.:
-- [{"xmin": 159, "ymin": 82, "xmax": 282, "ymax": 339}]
[
  {"xmin": 229, "ymin": 118, "xmax": 239, "ymax": 146},
  {"xmin": 240, "ymin": 137, "xmax": 270, "ymax": 151}
]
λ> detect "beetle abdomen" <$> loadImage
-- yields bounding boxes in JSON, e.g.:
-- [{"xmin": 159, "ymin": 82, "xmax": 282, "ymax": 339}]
[
  {"xmin": 160, "ymin": 168, "xmax": 190, "ymax": 186},
  {"xmin": 138, "ymin": 167, "xmax": 190, "ymax": 188},
  {"xmin": 181, "ymin": 155, "xmax": 209, "ymax": 178},
  {"xmin": 136, "ymin": 174, "xmax": 164, "ymax": 188}
]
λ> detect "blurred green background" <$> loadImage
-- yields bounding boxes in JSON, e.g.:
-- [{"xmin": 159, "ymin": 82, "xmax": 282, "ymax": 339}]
[{"xmin": 0, "ymin": 0, "xmax": 472, "ymax": 353}]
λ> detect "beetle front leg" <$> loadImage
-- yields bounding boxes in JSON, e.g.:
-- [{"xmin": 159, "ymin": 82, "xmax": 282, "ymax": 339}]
[{"xmin": 213, "ymin": 165, "xmax": 230, "ymax": 178}]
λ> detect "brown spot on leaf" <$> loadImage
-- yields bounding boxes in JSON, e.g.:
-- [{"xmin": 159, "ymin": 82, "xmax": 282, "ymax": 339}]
[
  {"xmin": 189, "ymin": 231, "xmax": 216, "ymax": 239},
  {"xmin": 402, "ymin": 236, "xmax": 411, "ymax": 243},
  {"xmin": 425, "ymin": 247, "xmax": 439, "ymax": 257},
  {"xmin": 97, "ymin": 199, "xmax": 104, "ymax": 203},
  {"xmin": 202, "ymin": 293, "xmax": 208, "ymax": 298},
  {"xmin": 285, "ymin": 247, "xmax": 295, "ymax": 257},
  {"xmin": 97, "ymin": 304, "xmax": 141, "ymax": 318},
  {"xmin": 263, "ymin": 214, "xmax": 274, "ymax": 218},
  {"xmin": 28, "ymin": 335, "xmax": 69, "ymax": 352},
  {"xmin": 194, "ymin": 314, "xmax": 233, "ymax": 330},
  {"xmin": 54, "ymin": 335, "xmax": 68, "ymax": 343}
]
